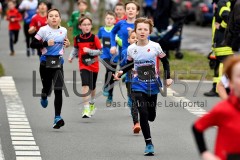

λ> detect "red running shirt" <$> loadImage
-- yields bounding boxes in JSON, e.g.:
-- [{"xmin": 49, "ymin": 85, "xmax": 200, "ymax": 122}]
[
  {"xmin": 74, "ymin": 33, "xmax": 102, "ymax": 72},
  {"xmin": 194, "ymin": 94, "xmax": 240, "ymax": 160},
  {"xmin": 29, "ymin": 14, "xmax": 47, "ymax": 32},
  {"xmin": 6, "ymin": 8, "xmax": 22, "ymax": 30}
]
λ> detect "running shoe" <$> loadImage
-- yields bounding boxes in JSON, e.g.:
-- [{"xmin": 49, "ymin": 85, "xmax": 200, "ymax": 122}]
[
  {"xmin": 89, "ymin": 103, "xmax": 96, "ymax": 116},
  {"xmin": 144, "ymin": 144, "xmax": 154, "ymax": 156},
  {"xmin": 102, "ymin": 88, "xmax": 109, "ymax": 97},
  {"xmin": 53, "ymin": 116, "xmax": 65, "ymax": 129},
  {"xmin": 82, "ymin": 108, "xmax": 91, "ymax": 118},
  {"xmin": 106, "ymin": 95, "xmax": 112, "ymax": 107},
  {"xmin": 133, "ymin": 123, "xmax": 141, "ymax": 134},
  {"xmin": 40, "ymin": 98, "xmax": 48, "ymax": 108}
]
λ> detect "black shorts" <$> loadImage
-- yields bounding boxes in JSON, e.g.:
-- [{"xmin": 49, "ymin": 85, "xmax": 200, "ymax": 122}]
[{"xmin": 80, "ymin": 69, "xmax": 98, "ymax": 90}]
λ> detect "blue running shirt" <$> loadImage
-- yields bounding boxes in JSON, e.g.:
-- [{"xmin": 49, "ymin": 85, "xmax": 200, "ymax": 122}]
[
  {"xmin": 127, "ymin": 40, "xmax": 166, "ymax": 94},
  {"xmin": 35, "ymin": 25, "xmax": 67, "ymax": 63}
]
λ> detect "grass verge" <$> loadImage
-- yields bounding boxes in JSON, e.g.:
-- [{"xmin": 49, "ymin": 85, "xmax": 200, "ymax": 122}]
[
  {"xmin": 0, "ymin": 63, "xmax": 5, "ymax": 77},
  {"xmin": 166, "ymin": 50, "xmax": 213, "ymax": 80}
]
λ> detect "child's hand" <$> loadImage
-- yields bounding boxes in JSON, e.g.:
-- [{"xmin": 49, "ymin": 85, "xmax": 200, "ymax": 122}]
[
  {"xmin": 10, "ymin": 18, "xmax": 15, "ymax": 22},
  {"xmin": 68, "ymin": 58, "xmax": 73, "ymax": 63},
  {"xmin": 64, "ymin": 38, "xmax": 70, "ymax": 48},
  {"xmin": 113, "ymin": 71, "xmax": 123, "ymax": 81},
  {"xmin": 110, "ymin": 47, "xmax": 117, "ymax": 54},
  {"xmin": 202, "ymin": 151, "xmax": 221, "ymax": 160},
  {"xmin": 83, "ymin": 47, "xmax": 90, "ymax": 53},
  {"xmin": 48, "ymin": 39, "xmax": 55, "ymax": 46},
  {"xmin": 28, "ymin": 26, "xmax": 36, "ymax": 34},
  {"xmin": 166, "ymin": 78, "xmax": 173, "ymax": 87}
]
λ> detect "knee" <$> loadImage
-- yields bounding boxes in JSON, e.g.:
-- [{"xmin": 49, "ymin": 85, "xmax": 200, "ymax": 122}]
[
  {"xmin": 54, "ymin": 90, "xmax": 62, "ymax": 97},
  {"xmin": 148, "ymin": 116, "xmax": 156, "ymax": 122}
]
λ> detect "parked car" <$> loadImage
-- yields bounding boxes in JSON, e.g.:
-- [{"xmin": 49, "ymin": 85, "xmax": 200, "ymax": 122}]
[
  {"xmin": 194, "ymin": 0, "xmax": 214, "ymax": 26},
  {"xmin": 178, "ymin": 0, "xmax": 214, "ymax": 26}
]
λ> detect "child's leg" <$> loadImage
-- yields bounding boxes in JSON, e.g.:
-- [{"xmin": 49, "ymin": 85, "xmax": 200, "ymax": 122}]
[
  {"xmin": 52, "ymin": 67, "xmax": 64, "ymax": 117},
  {"xmin": 82, "ymin": 85, "xmax": 91, "ymax": 105},
  {"xmin": 80, "ymin": 69, "xmax": 91, "ymax": 105},
  {"xmin": 9, "ymin": 30, "xmax": 14, "ymax": 53},
  {"xmin": 126, "ymin": 82, "xmax": 138, "ymax": 125},
  {"xmin": 39, "ymin": 64, "xmax": 53, "ymax": 100},
  {"xmin": 13, "ymin": 30, "xmax": 19, "ymax": 44},
  {"xmin": 147, "ymin": 94, "xmax": 157, "ymax": 122},
  {"xmin": 133, "ymin": 91, "xmax": 152, "ymax": 145}
]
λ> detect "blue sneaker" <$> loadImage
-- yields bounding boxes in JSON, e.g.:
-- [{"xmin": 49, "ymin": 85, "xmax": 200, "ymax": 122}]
[
  {"xmin": 53, "ymin": 116, "xmax": 65, "ymax": 129},
  {"xmin": 144, "ymin": 144, "xmax": 154, "ymax": 156},
  {"xmin": 106, "ymin": 95, "xmax": 112, "ymax": 107},
  {"xmin": 103, "ymin": 88, "xmax": 109, "ymax": 97},
  {"xmin": 40, "ymin": 98, "xmax": 48, "ymax": 108}
]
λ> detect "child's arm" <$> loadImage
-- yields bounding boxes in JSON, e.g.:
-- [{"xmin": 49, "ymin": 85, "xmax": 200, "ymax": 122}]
[
  {"xmin": 68, "ymin": 36, "xmax": 79, "ymax": 63},
  {"xmin": 110, "ymin": 21, "xmax": 122, "ymax": 54},
  {"xmin": 67, "ymin": 12, "xmax": 74, "ymax": 27},
  {"xmin": 83, "ymin": 36, "xmax": 102, "ymax": 56},
  {"xmin": 160, "ymin": 56, "xmax": 173, "ymax": 87},
  {"xmin": 29, "ymin": 16, "xmax": 37, "ymax": 34},
  {"xmin": 115, "ymin": 35, "xmax": 122, "ymax": 47},
  {"xmin": 216, "ymin": 81, "xmax": 228, "ymax": 100},
  {"xmin": 68, "ymin": 47, "xmax": 78, "ymax": 63}
]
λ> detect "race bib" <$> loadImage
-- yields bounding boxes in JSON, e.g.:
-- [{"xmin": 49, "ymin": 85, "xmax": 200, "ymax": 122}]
[
  {"xmin": 46, "ymin": 56, "xmax": 61, "ymax": 68},
  {"xmin": 102, "ymin": 37, "xmax": 111, "ymax": 48},
  {"xmin": 81, "ymin": 54, "xmax": 95, "ymax": 66},
  {"xmin": 137, "ymin": 65, "xmax": 155, "ymax": 81}
]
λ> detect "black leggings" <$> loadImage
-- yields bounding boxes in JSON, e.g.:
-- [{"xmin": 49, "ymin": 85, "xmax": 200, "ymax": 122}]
[
  {"xmin": 9, "ymin": 30, "xmax": 19, "ymax": 52},
  {"xmin": 102, "ymin": 58, "xmax": 117, "ymax": 96},
  {"xmin": 40, "ymin": 63, "xmax": 64, "ymax": 117},
  {"xmin": 23, "ymin": 23, "xmax": 34, "ymax": 50},
  {"xmin": 126, "ymin": 82, "xmax": 139, "ymax": 125},
  {"xmin": 132, "ymin": 91, "xmax": 157, "ymax": 144}
]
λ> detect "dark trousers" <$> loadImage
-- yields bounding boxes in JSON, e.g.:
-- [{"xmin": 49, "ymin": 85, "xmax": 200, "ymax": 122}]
[
  {"xmin": 9, "ymin": 30, "xmax": 19, "ymax": 52},
  {"xmin": 23, "ymin": 23, "xmax": 33, "ymax": 50},
  {"xmin": 102, "ymin": 58, "xmax": 117, "ymax": 96},
  {"xmin": 132, "ymin": 91, "xmax": 157, "ymax": 144},
  {"xmin": 40, "ymin": 63, "xmax": 64, "ymax": 117},
  {"xmin": 126, "ymin": 82, "xmax": 139, "ymax": 125}
]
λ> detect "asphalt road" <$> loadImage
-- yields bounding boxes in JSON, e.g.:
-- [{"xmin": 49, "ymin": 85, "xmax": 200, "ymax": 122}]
[{"xmin": 0, "ymin": 20, "xmax": 219, "ymax": 160}]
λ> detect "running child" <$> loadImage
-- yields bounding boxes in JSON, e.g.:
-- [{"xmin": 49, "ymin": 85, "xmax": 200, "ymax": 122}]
[
  {"xmin": 113, "ymin": 17, "xmax": 173, "ymax": 156},
  {"xmin": 120, "ymin": 30, "xmax": 140, "ymax": 134},
  {"xmin": 5, "ymin": 0, "xmax": 22, "ymax": 56},
  {"xmin": 28, "ymin": 1, "xmax": 48, "ymax": 57},
  {"xmin": 114, "ymin": 2, "xmax": 127, "ymax": 24},
  {"xmin": 18, "ymin": 0, "xmax": 38, "ymax": 57},
  {"xmin": 30, "ymin": 8, "xmax": 70, "ymax": 129},
  {"xmin": 97, "ymin": 11, "xmax": 118, "ymax": 107},
  {"xmin": 67, "ymin": 0, "xmax": 91, "ymax": 38},
  {"xmin": 68, "ymin": 16, "xmax": 102, "ymax": 118},
  {"xmin": 110, "ymin": 1, "xmax": 140, "ymax": 55},
  {"xmin": 192, "ymin": 55, "xmax": 240, "ymax": 160}
]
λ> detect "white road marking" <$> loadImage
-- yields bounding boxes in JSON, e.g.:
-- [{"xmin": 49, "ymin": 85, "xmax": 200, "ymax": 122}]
[
  {"xmin": 0, "ymin": 77, "xmax": 42, "ymax": 160},
  {"xmin": 0, "ymin": 138, "xmax": 5, "ymax": 160},
  {"xmin": 167, "ymin": 88, "xmax": 208, "ymax": 117}
]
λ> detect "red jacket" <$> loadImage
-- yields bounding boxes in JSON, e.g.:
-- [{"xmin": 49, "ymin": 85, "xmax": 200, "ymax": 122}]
[
  {"xmin": 194, "ymin": 93, "xmax": 240, "ymax": 160},
  {"xmin": 6, "ymin": 8, "xmax": 22, "ymax": 30}
]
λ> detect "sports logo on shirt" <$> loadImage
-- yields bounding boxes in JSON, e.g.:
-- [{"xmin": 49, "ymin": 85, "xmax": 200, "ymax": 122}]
[{"xmin": 133, "ymin": 49, "xmax": 138, "ymax": 54}]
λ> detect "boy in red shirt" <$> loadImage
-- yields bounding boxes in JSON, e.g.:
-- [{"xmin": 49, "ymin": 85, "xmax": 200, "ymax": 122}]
[
  {"xmin": 5, "ymin": 0, "xmax": 22, "ymax": 56},
  {"xmin": 114, "ymin": 2, "xmax": 127, "ymax": 24},
  {"xmin": 29, "ymin": 1, "xmax": 48, "ymax": 57}
]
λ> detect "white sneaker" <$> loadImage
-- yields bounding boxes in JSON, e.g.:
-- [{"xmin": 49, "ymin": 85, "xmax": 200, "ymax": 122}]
[
  {"xmin": 89, "ymin": 103, "xmax": 96, "ymax": 116},
  {"xmin": 82, "ymin": 108, "xmax": 91, "ymax": 118}
]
